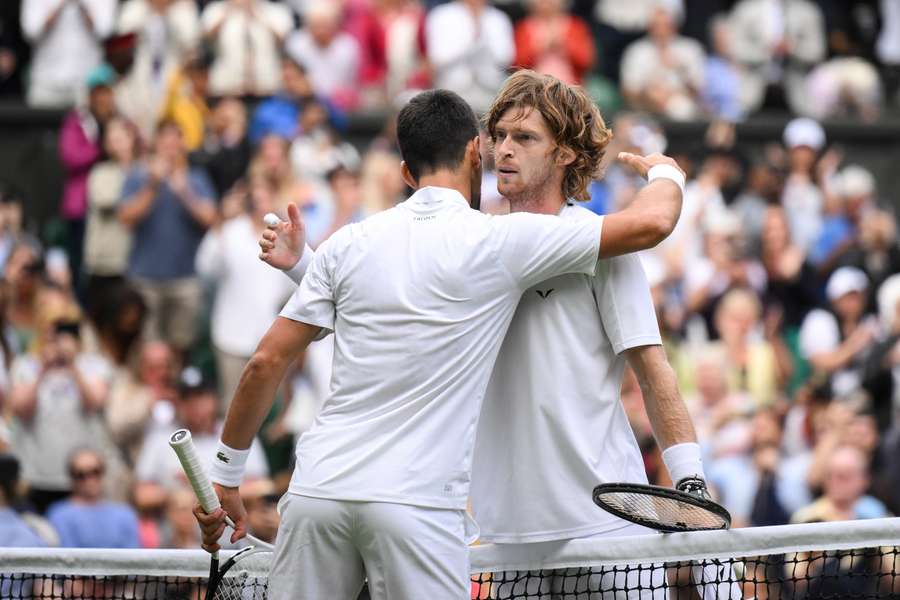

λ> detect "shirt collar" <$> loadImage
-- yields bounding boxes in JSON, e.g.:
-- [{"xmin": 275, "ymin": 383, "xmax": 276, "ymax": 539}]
[{"xmin": 406, "ymin": 186, "xmax": 470, "ymax": 209}]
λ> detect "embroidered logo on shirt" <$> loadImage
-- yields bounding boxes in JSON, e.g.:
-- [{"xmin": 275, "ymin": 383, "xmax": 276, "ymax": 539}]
[
  {"xmin": 536, "ymin": 289, "xmax": 555, "ymax": 299},
  {"xmin": 216, "ymin": 452, "xmax": 230, "ymax": 464}
]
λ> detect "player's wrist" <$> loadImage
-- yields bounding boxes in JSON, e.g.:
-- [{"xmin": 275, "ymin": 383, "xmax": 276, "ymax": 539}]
[
  {"xmin": 647, "ymin": 164, "xmax": 686, "ymax": 196},
  {"xmin": 209, "ymin": 440, "xmax": 250, "ymax": 487},
  {"xmin": 286, "ymin": 244, "xmax": 314, "ymax": 276},
  {"xmin": 662, "ymin": 442, "xmax": 705, "ymax": 487}
]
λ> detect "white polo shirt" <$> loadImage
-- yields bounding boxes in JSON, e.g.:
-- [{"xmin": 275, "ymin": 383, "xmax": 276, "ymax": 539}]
[
  {"xmin": 279, "ymin": 186, "xmax": 602, "ymax": 510},
  {"xmin": 470, "ymin": 203, "xmax": 661, "ymax": 543}
]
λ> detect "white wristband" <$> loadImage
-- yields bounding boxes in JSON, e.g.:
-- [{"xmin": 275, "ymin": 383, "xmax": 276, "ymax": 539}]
[
  {"xmin": 648, "ymin": 164, "xmax": 686, "ymax": 196},
  {"xmin": 208, "ymin": 440, "xmax": 251, "ymax": 488},
  {"xmin": 285, "ymin": 244, "xmax": 314, "ymax": 285},
  {"xmin": 661, "ymin": 442, "xmax": 705, "ymax": 486}
]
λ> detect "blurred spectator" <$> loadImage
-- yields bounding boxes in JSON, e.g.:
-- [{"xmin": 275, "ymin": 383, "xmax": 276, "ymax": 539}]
[
  {"xmin": 118, "ymin": 121, "xmax": 217, "ymax": 356},
  {"xmin": 0, "ymin": 182, "xmax": 28, "ymax": 275},
  {"xmin": 116, "ymin": 0, "xmax": 201, "ymax": 142},
  {"xmin": 805, "ymin": 57, "xmax": 882, "ymax": 122},
  {"xmin": 159, "ymin": 486, "xmax": 201, "ymax": 548},
  {"xmin": 703, "ymin": 16, "xmax": 743, "ymax": 121},
  {"xmin": 7, "ymin": 293, "xmax": 118, "ymax": 514},
  {"xmin": 47, "ymin": 448, "xmax": 140, "ymax": 548},
  {"xmin": 192, "ymin": 97, "xmax": 252, "ymax": 198},
  {"xmin": 620, "ymin": 5, "xmax": 706, "ymax": 120},
  {"xmin": 159, "ymin": 49, "xmax": 215, "ymax": 153},
  {"xmin": 133, "ymin": 366, "xmax": 268, "ymax": 518},
  {"xmin": 0, "ymin": 454, "xmax": 45, "ymax": 547},
  {"xmin": 248, "ymin": 134, "xmax": 319, "ymax": 229},
  {"xmin": 4, "ymin": 244, "xmax": 44, "ymax": 354},
  {"xmin": 513, "ymin": 0, "xmax": 596, "ymax": 85},
  {"xmin": 792, "ymin": 444, "xmax": 889, "ymax": 522},
  {"xmin": 781, "ymin": 117, "xmax": 826, "ymax": 254},
  {"xmin": 592, "ymin": 0, "xmax": 680, "ymax": 82},
  {"xmin": 201, "ymin": 0, "xmax": 293, "ymax": 98},
  {"xmin": 249, "ymin": 56, "xmax": 346, "ymax": 145},
  {"xmin": 84, "ymin": 117, "xmax": 141, "ymax": 288},
  {"xmin": 289, "ymin": 98, "xmax": 361, "ymax": 184},
  {"xmin": 21, "ymin": 0, "xmax": 116, "ymax": 107},
  {"xmin": 359, "ymin": 144, "xmax": 406, "ymax": 216},
  {"xmin": 842, "ymin": 210, "xmax": 900, "ymax": 309},
  {"xmin": 863, "ymin": 274, "xmax": 900, "ymax": 433},
  {"xmin": 240, "ymin": 478, "xmax": 279, "ymax": 545},
  {"xmin": 348, "ymin": 0, "xmax": 428, "ymax": 108},
  {"xmin": 321, "ymin": 166, "xmax": 365, "ymax": 241},
  {"xmin": 285, "ymin": 1, "xmax": 362, "ymax": 111},
  {"xmin": 58, "ymin": 65, "xmax": 118, "ymax": 295},
  {"xmin": 812, "ymin": 164, "xmax": 875, "ymax": 271},
  {"xmin": 800, "ymin": 266, "xmax": 878, "ymax": 399},
  {"xmin": 90, "ymin": 283, "xmax": 148, "ymax": 371},
  {"xmin": 729, "ymin": 0, "xmax": 826, "ymax": 114},
  {"xmin": 0, "ymin": 3, "xmax": 27, "ymax": 98},
  {"xmin": 195, "ymin": 174, "xmax": 294, "ymax": 407},
  {"xmin": 425, "ymin": 0, "xmax": 515, "ymax": 113},
  {"xmin": 732, "ymin": 160, "xmax": 783, "ymax": 256},
  {"xmin": 877, "ymin": 0, "xmax": 900, "ymax": 106}
]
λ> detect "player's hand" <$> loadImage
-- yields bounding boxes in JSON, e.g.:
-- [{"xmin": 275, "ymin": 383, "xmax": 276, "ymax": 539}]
[
  {"xmin": 617, "ymin": 152, "xmax": 684, "ymax": 180},
  {"xmin": 259, "ymin": 202, "xmax": 306, "ymax": 271},
  {"xmin": 193, "ymin": 484, "xmax": 248, "ymax": 553},
  {"xmin": 676, "ymin": 477, "xmax": 712, "ymax": 501}
]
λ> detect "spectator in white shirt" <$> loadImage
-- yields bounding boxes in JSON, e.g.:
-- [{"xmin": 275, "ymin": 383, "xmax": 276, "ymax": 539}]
[
  {"xmin": 425, "ymin": 0, "xmax": 514, "ymax": 113},
  {"xmin": 285, "ymin": 0, "xmax": 361, "ymax": 111},
  {"xmin": 201, "ymin": 0, "xmax": 294, "ymax": 97},
  {"xmin": 620, "ymin": 5, "xmax": 706, "ymax": 120},
  {"xmin": 196, "ymin": 175, "xmax": 295, "ymax": 407},
  {"xmin": 21, "ymin": 0, "xmax": 117, "ymax": 107}
]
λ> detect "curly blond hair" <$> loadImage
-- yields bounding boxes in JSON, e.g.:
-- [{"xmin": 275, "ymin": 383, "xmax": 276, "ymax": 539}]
[{"xmin": 484, "ymin": 70, "xmax": 612, "ymax": 202}]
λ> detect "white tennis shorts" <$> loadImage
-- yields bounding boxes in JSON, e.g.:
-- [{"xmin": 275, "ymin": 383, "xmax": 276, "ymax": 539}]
[{"xmin": 267, "ymin": 493, "xmax": 471, "ymax": 600}]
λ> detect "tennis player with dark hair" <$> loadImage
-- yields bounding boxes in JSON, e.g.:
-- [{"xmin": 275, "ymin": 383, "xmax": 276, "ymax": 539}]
[{"xmin": 198, "ymin": 88, "xmax": 686, "ymax": 599}]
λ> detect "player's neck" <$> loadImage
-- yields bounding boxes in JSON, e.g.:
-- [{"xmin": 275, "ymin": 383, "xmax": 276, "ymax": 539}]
[{"xmin": 507, "ymin": 189, "xmax": 566, "ymax": 215}]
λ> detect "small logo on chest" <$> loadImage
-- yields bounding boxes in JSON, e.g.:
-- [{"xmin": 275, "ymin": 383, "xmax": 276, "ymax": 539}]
[{"xmin": 536, "ymin": 289, "xmax": 555, "ymax": 299}]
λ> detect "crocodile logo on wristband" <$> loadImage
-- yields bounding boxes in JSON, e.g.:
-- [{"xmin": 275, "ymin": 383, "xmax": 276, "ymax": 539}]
[{"xmin": 216, "ymin": 451, "xmax": 230, "ymax": 463}]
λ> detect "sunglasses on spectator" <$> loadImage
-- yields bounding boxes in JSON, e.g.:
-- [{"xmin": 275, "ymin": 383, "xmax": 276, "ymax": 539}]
[{"xmin": 71, "ymin": 467, "xmax": 104, "ymax": 480}]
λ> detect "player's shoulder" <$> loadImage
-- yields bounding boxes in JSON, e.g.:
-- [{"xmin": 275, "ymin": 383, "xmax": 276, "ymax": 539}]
[{"xmin": 561, "ymin": 202, "xmax": 602, "ymax": 222}]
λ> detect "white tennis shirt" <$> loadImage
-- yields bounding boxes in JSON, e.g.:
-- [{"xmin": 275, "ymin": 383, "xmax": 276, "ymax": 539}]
[
  {"xmin": 279, "ymin": 187, "xmax": 603, "ymax": 510},
  {"xmin": 470, "ymin": 203, "xmax": 661, "ymax": 543}
]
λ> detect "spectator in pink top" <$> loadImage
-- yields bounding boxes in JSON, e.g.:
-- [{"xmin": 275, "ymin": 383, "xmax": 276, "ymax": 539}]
[{"xmin": 58, "ymin": 64, "xmax": 117, "ymax": 293}]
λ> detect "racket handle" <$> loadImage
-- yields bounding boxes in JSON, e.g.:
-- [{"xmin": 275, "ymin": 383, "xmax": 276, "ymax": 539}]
[{"xmin": 170, "ymin": 429, "xmax": 221, "ymax": 514}]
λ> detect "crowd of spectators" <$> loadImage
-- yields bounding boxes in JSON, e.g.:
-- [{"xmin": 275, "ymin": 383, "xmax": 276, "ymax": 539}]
[{"xmin": 0, "ymin": 0, "xmax": 897, "ymax": 561}]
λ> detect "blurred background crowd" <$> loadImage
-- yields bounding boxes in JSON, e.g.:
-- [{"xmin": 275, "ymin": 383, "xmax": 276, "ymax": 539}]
[{"xmin": 0, "ymin": 0, "xmax": 898, "ymax": 552}]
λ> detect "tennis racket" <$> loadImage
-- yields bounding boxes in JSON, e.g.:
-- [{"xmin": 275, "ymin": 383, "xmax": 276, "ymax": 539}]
[
  {"xmin": 592, "ymin": 482, "xmax": 731, "ymax": 533},
  {"xmin": 169, "ymin": 429, "xmax": 274, "ymax": 600}
]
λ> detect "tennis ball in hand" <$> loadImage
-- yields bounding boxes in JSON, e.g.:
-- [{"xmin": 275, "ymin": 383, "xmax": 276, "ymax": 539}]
[{"xmin": 263, "ymin": 213, "xmax": 281, "ymax": 228}]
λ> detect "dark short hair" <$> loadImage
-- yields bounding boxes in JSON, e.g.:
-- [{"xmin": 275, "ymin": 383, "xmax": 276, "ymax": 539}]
[{"xmin": 396, "ymin": 90, "xmax": 478, "ymax": 181}]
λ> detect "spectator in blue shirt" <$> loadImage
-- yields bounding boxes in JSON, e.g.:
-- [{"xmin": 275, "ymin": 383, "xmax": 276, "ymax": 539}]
[
  {"xmin": 119, "ymin": 120, "xmax": 217, "ymax": 357},
  {"xmin": 249, "ymin": 56, "xmax": 346, "ymax": 145},
  {"xmin": 47, "ymin": 448, "xmax": 140, "ymax": 548},
  {"xmin": 0, "ymin": 454, "xmax": 45, "ymax": 547}
]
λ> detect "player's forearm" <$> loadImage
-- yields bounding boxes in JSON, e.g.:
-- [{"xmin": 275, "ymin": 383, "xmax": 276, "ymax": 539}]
[
  {"xmin": 220, "ymin": 350, "xmax": 292, "ymax": 451},
  {"xmin": 598, "ymin": 179, "xmax": 682, "ymax": 258},
  {"xmin": 626, "ymin": 345, "xmax": 697, "ymax": 449}
]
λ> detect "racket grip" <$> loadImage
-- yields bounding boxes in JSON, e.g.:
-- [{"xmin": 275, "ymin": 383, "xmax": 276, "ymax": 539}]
[{"xmin": 169, "ymin": 429, "xmax": 222, "ymax": 514}]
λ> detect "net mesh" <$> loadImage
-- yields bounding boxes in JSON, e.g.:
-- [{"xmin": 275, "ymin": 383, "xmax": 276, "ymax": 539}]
[{"xmin": 1, "ymin": 519, "xmax": 898, "ymax": 599}]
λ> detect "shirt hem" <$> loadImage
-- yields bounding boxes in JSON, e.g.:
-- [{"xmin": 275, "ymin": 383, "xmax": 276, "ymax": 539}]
[
  {"xmin": 478, "ymin": 519, "xmax": 637, "ymax": 544},
  {"xmin": 612, "ymin": 334, "xmax": 662, "ymax": 356},
  {"xmin": 286, "ymin": 485, "xmax": 467, "ymax": 511}
]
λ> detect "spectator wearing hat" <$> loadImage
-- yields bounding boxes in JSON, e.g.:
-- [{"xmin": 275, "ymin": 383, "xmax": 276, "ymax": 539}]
[
  {"xmin": 781, "ymin": 117, "xmax": 826, "ymax": 255},
  {"xmin": 799, "ymin": 266, "xmax": 879, "ymax": 399},
  {"xmin": 118, "ymin": 120, "xmax": 216, "ymax": 357},
  {"xmin": 729, "ymin": 0, "xmax": 826, "ymax": 115},
  {"xmin": 116, "ymin": 0, "xmax": 201, "ymax": 142},
  {"xmin": 47, "ymin": 448, "xmax": 140, "ymax": 548},
  {"xmin": 0, "ymin": 454, "xmax": 45, "ymax": 547},
  {"xmin": 201, "ymin": 0, "xmax": 293, "ymax": 98},
  {"xmin": 58, "ymin": 64, "xmax": 118, "ymax": 295},
  {"xmin": 620, "ymin": 4, "xmax": 706, "ymax": 120},
  {"xmin": 21, "ymin": 0, "xmax": 117, "ymax": 107},
  {"xmin": 812, "ymin": 165, "xmax": 876, "ymax": 271}
]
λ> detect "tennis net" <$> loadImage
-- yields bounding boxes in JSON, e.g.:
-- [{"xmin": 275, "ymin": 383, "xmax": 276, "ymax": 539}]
[{"xmin": 0, "ymin": 517, "xmax": 897, "ymax": 599}]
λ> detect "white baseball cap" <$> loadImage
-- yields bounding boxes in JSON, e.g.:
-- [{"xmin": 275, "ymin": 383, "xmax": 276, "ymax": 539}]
[
  {"xmin": 783, "ymin": 117, "xmax": 825, "ymax": 151},
  {"xmin": 836, "ymin": 165, "xmax": 875, "ymax": 198},
  {"xmin": 826, "ymin": 267, "xmax": 869, "ymax": 302}
]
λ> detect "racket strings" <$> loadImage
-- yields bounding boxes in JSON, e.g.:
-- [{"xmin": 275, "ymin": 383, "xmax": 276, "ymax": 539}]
[{"xmin": 596, "ymin": 491, "xmax": 728, "ymax": 531}]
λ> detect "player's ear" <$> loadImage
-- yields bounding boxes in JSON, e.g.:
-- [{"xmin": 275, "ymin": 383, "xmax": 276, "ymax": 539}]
[
  {"xmin": 470, "ymin": 136, "xmax": 482, "ymax": 169},
  {"xmin": 556, "ymin": 144, "xmax": 576, "ymax": 167},
  {"xmin": 400, "ymin": 161, "xmax": 417, "ymax": 189}
]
